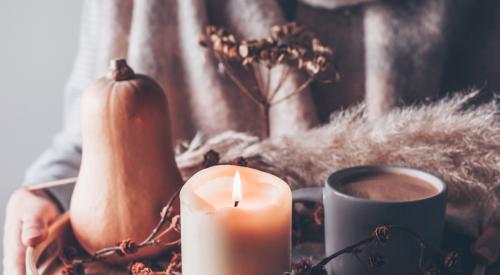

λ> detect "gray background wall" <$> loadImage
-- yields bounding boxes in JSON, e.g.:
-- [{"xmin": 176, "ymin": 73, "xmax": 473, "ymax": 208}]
[{"xmin": 0, "ymin": 0, "xmax": 82, "ymax": 269}]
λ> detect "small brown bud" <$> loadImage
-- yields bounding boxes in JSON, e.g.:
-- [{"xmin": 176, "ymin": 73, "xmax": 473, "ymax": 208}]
[
  {"xmin": 205, "ymin": 25, "xmax": 216, "ymax": 35},
  {"xmin": 242, "ymin": 57, "xmax": 255, "ymax": 66},
  {"xmin": 238, "ymin": 44, "xmax": 250, "ymax": 58},
  {"xmin": 213, "ymin": 39, "xmax": 223, "ymax": 53},
  {"xmin": 203, "ymin": 150, "xmax": 220, "ymax": 168},
  {"xmin": 259, "ymin": 49, "xmax": 270, "ymax": 60},
  {"xmin": 373, "ymin": 226, "xmax": 391, "ymax": 243},
  {"xmin": 116, "ymin": 239, "xmax": 138, "ymax": 256},
  {"xmin": 62, "ymin": 264, "xmax": 84, "ymax": 275},
  {"xmin": 227, "ymin": 46, "xmax": 239, "ymax": 59},
  {"xmin": 232, "ymin": 156, "xmax": 248, "ymax": 167}
]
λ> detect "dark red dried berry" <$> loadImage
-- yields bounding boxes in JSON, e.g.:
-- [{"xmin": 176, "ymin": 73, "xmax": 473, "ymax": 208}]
[
  {"xmin": 232, "ymin": 156, "xmax": 248, "ymax": 167},
  {"xmin": 372, "ymin": 226, "xmax": 391, "ymax": 243},
  {"xmin": 203, "ymin": 150, "xmax": 220, "ymax": 168},
  {"xmin": 62, "ymin": 264, "xmax": 84, "ymax": 275},
  {"xmin": 291, "ymin": 257, "xmax": 313, "ymax": 275},
  {"xmin": 116, "ymin": 239, "xmax": 138, "ymax": 256}
]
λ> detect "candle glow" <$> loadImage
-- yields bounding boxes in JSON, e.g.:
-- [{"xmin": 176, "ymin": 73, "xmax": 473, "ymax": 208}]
[
  {"xmin": 232, "ymin": 170, "xmax": 242, "ymax": 207},
  {"xmin": 180, "ymin": 165, "xmax": 292, "ymax": 275}
]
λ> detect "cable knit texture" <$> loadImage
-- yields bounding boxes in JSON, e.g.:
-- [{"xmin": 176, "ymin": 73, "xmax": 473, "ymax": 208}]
[{"xmin": 176, "ymin": 92, "xmax": 500, "ymax": 237}]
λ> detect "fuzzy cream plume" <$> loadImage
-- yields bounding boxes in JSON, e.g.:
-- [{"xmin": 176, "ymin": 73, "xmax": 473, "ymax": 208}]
[{"xmin": 176, "ymin": 92, "xmax": 500, "ymax": 237}]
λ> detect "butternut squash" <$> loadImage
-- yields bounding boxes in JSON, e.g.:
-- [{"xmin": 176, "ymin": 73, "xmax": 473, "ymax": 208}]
[{"xmin": 70, "ymin": 59, "xmax": 183, "ymax": 262}]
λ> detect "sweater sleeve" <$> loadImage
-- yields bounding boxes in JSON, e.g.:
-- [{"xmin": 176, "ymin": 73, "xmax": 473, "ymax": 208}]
[{"xmin": 22, "ymin": 0, "xmax": 102, "ymax": 210}]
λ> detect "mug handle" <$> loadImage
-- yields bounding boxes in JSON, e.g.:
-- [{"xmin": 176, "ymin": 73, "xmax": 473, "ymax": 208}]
[{"xmin": 292, "ymin": 187, "xmax": 323, "ymax": 203}]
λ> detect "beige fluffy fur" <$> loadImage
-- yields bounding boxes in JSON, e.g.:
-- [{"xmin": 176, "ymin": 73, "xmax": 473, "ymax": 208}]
[{"xmin": 176, "ymin": 92, "xmax": 500, "ymax": 237}]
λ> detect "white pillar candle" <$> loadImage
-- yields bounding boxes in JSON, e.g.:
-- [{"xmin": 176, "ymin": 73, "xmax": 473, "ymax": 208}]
[{"xmin": 180, "ymin": 165, "xmax": 292, "ymax": 275}]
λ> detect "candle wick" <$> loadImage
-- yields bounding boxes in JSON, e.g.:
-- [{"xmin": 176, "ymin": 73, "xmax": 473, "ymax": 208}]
[{"xmin": 234, "ymin": 201, "xmax": 239, "ymax": 207}]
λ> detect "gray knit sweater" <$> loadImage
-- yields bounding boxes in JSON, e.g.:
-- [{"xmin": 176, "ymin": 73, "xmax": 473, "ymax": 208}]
[{"xmin": 23, "ymin": 0, "xmax": 500, "ymax": 211}]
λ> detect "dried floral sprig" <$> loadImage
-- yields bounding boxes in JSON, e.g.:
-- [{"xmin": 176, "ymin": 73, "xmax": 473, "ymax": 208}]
[
  {"xmin": 287, "ymin": 257, "xmax": 326, "ymax": 275},
  {"xmin": 128, "ymin": 250, "xmax": 182, "ymax": 275},
  {"xmin": 60, "ymin": 189, "xmax": 181, "ymax": 266},
  {"xmin": 202, "ymin": 150, "xmax": 249, "ymax": 169},
  {"xmin": 288, "ymin": 224, "xmax": 463, "ymax": 275},
  {"xmin": 165, "ymin": 251, "xmax": 182, "ymax": 275},
  {"xmin": 200, "ymin": 23, "xmax": 336, "ymax": 137},
  {"xmin": 202, "ymin": 149, "xmax": 220, "ymax": 168},
  {"xmin": 61, "ymin": 264, "xmax": 84, "ymax": 275}
]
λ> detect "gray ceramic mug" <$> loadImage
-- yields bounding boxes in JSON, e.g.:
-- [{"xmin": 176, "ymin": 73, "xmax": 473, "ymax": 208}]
[{"xmin": 293, "ymin": 166, "xmax": 447, "ymax": 275}]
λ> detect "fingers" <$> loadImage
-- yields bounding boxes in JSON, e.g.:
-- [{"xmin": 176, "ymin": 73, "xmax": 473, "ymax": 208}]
[
  {"xmin": 473, "ymin": 226, "xmax": 500, "ymax": 265},
  {"xmin": 3, "ymin": 194, "xmax": 26, "ymax": 275},
  {"xmin": 3, "ymin": 188, "xmax": 59, "ymax": 275},
  {"xmin": 19, "ymin": 189, "xmax": 59, "ymax": 247},
  {"xmin": 2, "ymin": 220, "xmax": 24, "ymax": 275},
  {"xmin": 21, "ymin": 218, "xmax": 47, "ymax": 247}
]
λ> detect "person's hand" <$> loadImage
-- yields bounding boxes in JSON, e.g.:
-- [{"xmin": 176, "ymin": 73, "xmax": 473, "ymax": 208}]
[
  {"xmin": 3, "ymin": 188, "xmax": 59, "ymax": 275},
  {"xmin": 473, "ymin": 226, "xmax": 500, "ymax": 274}
]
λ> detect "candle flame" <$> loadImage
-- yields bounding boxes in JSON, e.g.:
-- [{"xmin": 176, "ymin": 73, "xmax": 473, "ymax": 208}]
[{"xmin": 232, "ymin": 170, "xmax": 242, "ymax": 206}]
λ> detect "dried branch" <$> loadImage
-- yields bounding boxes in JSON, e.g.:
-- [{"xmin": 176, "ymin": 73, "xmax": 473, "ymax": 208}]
[
  {"xmin": 199, "ymin": 23, "xmax": 336, "ymax": 137},
  {"xmin": 267, "ymin": 65, "xmax": 291, "ymax": 102},
  {"xmin": 272, "ymin": 77, "xmax": 314, "ymax": 106},
  {"xmin": 61, "ymin": 189, "xmax": 182, "ymax": 266},
  {"xmin": 288, "ymin": 224, "xmax": 461, "ymax": 275}
]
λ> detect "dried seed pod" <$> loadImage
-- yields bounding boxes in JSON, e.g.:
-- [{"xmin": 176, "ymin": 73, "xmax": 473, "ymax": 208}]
[
  {"xmin": 209, "ymin": 33, "xmax": 219, "ymax": 43},
  {"xmin": 238, "ymin": 43, "xmax": 250, "ymax": 58},
  {"xmin": 304, "ymin": 60, "xmax": 320, "ymax": 75},
  {"xmin": 205, "ymin": 25, "xmax": 216, "ymax": 34},
  {"xmin": 203, "ymin": 150, "xmax": 220, "ymax": 168},
  {"xmin": 62, "ymin": 264, "xmax": 85, "ymax": 275},
  {"xmin": 260, "ymin": 49, "xmax": 270, "ymax": 60},
  {"xmin": 242, "ymin": 57, "xmax": 255, "ymax": 66},
  {"xmin": 373, "ymin": 226, "xmax": 391, "ymax": 243},
  {"xmin": 227, "ymin": 45, "xmax": 240, "ymax": 59},
  {"xmin": 213, "ymin": 39, "xmax": 223, "ymax": 53},
  {"xmin": 290, "ymin": 257, "xmax": 313, "ymax": 275},
  {"xmin": 116, "ymin": 239, "xmax": 138, "ymax": 256},
  {"xmin": 227, "ymin": 34, "xmax": 236, "ymax": 43},
  {"xmin": 231, "ymin": 156, "xmax": 248, "ymax": 167}
]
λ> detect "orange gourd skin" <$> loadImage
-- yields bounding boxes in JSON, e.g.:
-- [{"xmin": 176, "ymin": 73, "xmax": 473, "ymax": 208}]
[{"xmin": 69, "ymin": 60, "xmax": 183, "ymax": 262}]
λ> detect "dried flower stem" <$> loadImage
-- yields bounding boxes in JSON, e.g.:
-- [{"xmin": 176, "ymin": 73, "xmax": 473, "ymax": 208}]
[
  {"xmin": 216, "ymin": 54, "xmax": 265, "ymax": 108},
  {"xmin": 273, "ymin": 77, "xmax": 314, "ymax": 106},
  {"xmin": 199, "ymin": 23, "xmax": 335, "ymax": 138},
  {"xmin": 313, "ymin": 236, "xmax": 375, "ymax": 270},
  {"xmin": 267, "ymin": 66, "xmax": 291, "ymax": 102},
  {"xmin": 141, "ymin": 189, "xmax": 181, "ymax": 244},
  {"xmin": 63, "ymin": 189, "xmax": 182, "ymax": 265},
  {"xmin": 307, "ymin": 225, "xmax": 431, "ymax": 274},
  {"xmin": 264, "ymin": 66, "xmax": 272, "ymax": 100}
]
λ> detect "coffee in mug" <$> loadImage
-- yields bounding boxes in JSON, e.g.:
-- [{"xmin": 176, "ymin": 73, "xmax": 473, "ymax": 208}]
[
  {"xmin": 292, "ymin": 166, "xmax": 447, "ymax": 275},
  {"xmin": 337, "ymin": 172, "xmax": 439, "ymax": 201}
]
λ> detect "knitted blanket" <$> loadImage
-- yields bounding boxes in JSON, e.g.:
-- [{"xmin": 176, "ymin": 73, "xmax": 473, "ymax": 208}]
[{"xmin": 176, "ymin": 92, "xmax": 500, "ymax": 237}]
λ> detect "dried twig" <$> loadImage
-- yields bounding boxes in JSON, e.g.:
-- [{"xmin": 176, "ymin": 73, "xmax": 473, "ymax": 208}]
[
  {"xmin": 287, "ymin": 224, "xmax": 461, "ymax": 275},
  {"xmin": 61, "ymin": 190, "xmax": 182, "ymax": 266}
]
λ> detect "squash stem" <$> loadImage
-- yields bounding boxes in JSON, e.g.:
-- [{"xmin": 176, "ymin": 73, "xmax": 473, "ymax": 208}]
[{"xmin": 108, "ymin": 59, "xmax": 135, "ymax": 81}]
